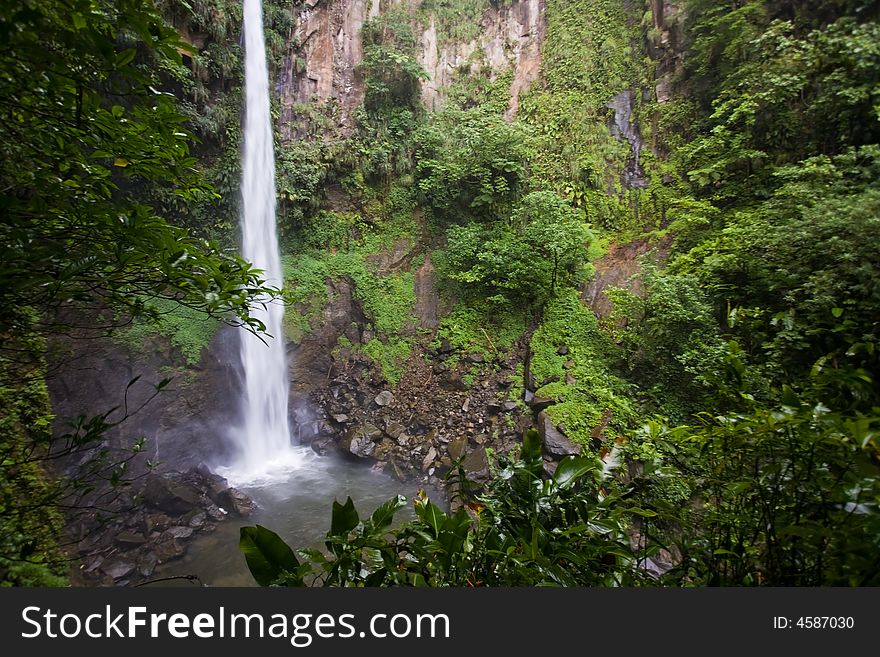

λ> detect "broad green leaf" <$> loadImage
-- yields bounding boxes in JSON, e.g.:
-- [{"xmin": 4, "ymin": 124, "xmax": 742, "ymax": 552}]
[
  {"xmin": 369, "ymin": 494, "xmax": 406, "ymax": 531},
  {"xmin": 553, "ymin": 456, "xmax": 595, "ymax": 488},
  {"xmin": 239, "ymin": 525, "xmax": 300, "ymax": 587},
  {"xmin": 330, "ymin": 497, "xmax": 359, "ymax": 537},
  {"xmin": 415, "ymin": 499, "xmax": 446, "ymax": 537}
]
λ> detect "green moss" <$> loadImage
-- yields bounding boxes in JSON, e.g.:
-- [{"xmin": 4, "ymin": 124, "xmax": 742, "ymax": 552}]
[
  {"xmin": 115, "ymin": 298, "xmax": 221, "ymax": 366},
  {"xmin": 530, "ymin": 289, "xmax": 635, "ymax": 446},
  {"xmin": 518, "ymin": 0, "xmax": 646, "ymax": 232},
  {"xmin": 363, "ymin": 337, "xmax": 413, "ymax": 386},
  {"xmin": 434, "ymin": 303, "xmax": 527, "ymax": 361},
  {"xmin": 281, "ymin": 187, "xmax": 419, "ymax": 384},
  {"xmin": 0, "ymin": 318, "xmax": 67, "ymax": 586},
  {"xmin": 416, "ymin": 1, "xmax": 498, "ymax": 45}
]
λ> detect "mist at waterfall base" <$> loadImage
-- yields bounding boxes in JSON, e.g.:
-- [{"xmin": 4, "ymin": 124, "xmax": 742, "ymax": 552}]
[
  {"xmin": 218, "ymin": 0, "xmax": 300, "ymax": 487},
  {"xmin": 155, "ymin": 453, "xmax": 436, "ymax": 586}
]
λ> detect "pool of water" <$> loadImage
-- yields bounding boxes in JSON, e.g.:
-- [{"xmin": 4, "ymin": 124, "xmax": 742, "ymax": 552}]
[{"xmin": 150, "ymin": 448, "xmax": 442, "ymax": 586}]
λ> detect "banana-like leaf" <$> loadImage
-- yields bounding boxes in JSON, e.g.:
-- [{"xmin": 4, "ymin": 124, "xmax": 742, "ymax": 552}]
[
  {"xmin": 239, "ymin": 525, "xmax": 300, "ymax": 587},
  {"xmin": 330, "ymin": 496, "xmax": 360, "ymax": 537}
]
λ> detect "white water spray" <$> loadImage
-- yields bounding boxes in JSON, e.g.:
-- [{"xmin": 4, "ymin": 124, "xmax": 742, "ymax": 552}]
[{"xmin": 226, "ymin": 0, "xmax": 301, "ymax": 484}]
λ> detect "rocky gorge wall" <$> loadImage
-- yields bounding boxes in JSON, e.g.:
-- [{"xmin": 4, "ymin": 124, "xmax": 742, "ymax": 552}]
[
  {"xmin": 279, "ymin": 0, "xmax": 546, "ymax": 136},
  {"xmin": 45, "ymin": 0, "xmax": 687, "ymax": 585}
]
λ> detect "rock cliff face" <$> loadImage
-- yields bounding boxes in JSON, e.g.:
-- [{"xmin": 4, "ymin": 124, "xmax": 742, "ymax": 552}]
[
  {"xmin": 418, "ymin": 0, "xmax": 545, "ymax": 117},
  {"xmin": 278, "ymin": 0, "xmax": 546, "ymax": 135}
]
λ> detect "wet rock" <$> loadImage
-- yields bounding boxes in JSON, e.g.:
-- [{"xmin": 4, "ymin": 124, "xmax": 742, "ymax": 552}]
[
  {"xmin": 227, "ymin": 488, "xmax": 257, "ymax": 517},
  {"xmin": 385, "ymin": 460, "xmax": 407, "ymax": 482},
  {"xmin": 83, "ymin": 556, "xmax": 103, "ymax": 574},
  {"xmin": 142, "ymin": 475, "xmax": 202, "ymax": 516},
  {"xmin": 396, "ymin": 433, "xmax": 411, "ymax": 447},
  {"xmin": 460, "ymin": 447, "xmax": 490, "ymax": 483},
  {"xmin": 138, "ymin": 552, "xmax": 158, "ymax": 578},
  {"xmin": 537, "ymin": 411, "xmax": 582, "ymax": 459},
  {"xmin": 102, "ymin": 559, "xmax": 135, "ymax": 580},
  {"xmin": 165, "ymin": 526, "xmax": 194, "ymax": 540},
  {"xmin": 187, "ymin": 512, "xmax": 207, "ymax": 529},
  {"xmin": 143, "ymin": 511, "xmax": 173, "ymax": 534},
  {"xmin": 371, "ymin": 461, "xmax": 387, "ymax": 474},
  {"xmin": 527, "ymin": 395, "xmax": 554, "ymax": 413},
  {"xmin": 449, "ymin": 435, "xmax": 468, "ymax": 461},
  {"xmin": 205, "ymin": 503, "xmax": 228, "ymax": 521},
  {"xmin": 364, "ymin": 422, "xmax": 383, "ymax": 441},
  {"xmin": 154, "ymin": 538, "xmax": 186, "ymax": 563},
  {"xmin": 557, "ymin": 345, "xmax": 569, "ymax": 356},
  {"xmin": 207, "ymin": 481, "xmax": 256, "ymax": 517},
  {"xmin": 115, "ymin": 531, "xmax": 147, "ymax": 549},
  {"xmin": 375, "ymin": 390, "xmax": 394, "ymax": 406},
  {"xmin": 341, "ymin": 428, "xmax": 376, "ymax": 459},
  {"xmin": 422, "ymin": 447, "xmax": 438, "ymax": 473},
  {"xmin": 308, "ymin": 436, "xmax": 331, "ymax": 456}
]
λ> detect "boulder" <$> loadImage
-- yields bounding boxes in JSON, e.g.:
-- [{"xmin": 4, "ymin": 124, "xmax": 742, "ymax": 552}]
[
  {"xmin": 141, "ymin": 475, "xmax": 202, "ymax": 516},
  {"xmin": 528, "ymin": 395, "xmax": 554, "ymax": 413},
  {"xmin": 340, "ymin": 428, "xmax": 376, "ymax": 459},
  {"xmin": 537, "ymin": 411, "xmax": 582, "ymax": 459},
  {"xmin": 422, "ymin": 447, "xmax": 438, "ymax": 473},
  {"xmin": 165, "ymin": 526, "xmax": 195, "ymax": 540},
  {"xmin": 364, "ymin": 422, "xmax": 384, "ymax": 441},
  {"xmin": 448, "ymin": 435, "xmax": 468, "ymax": 461},
  {"xmin": 460, "ymin": 447, "xmax": 490, "ymax": 483},
  {"xmin": 102, "ymin": 559, "xmax": 135, "ymax": 580},
  {"xmin": 138, "ymin": 552, "xmax": 158, "ymax": 578}
]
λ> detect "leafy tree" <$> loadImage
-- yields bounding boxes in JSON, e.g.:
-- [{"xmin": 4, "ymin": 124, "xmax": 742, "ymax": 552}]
[
  {"xmin": 414, "ymin": 107, "xmax": 528, "ymax": 222},
  {"xmin": 517, "ymin": 191, "xmax": 594, "ymax": 292},
  {"xmin": 637, "ymin": 364, "xmax": 880, "ymax": 586},
  {"xmin": 441, "ymin": 193, "xmax": 592, "ymax": 304},
  {"xmin": 0, "ymin": 0, "xmax": 272, "ymax": 341}
]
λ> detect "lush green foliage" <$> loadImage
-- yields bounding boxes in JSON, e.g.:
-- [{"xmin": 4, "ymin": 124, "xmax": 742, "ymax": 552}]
[
  {"xmin": 635, "ymin": 369, "xmax": 880, "ymax": 585},
  {"xmin": 0, "ymin": 324, "xmax": 66, "ymax": 586},
  {"xmin": 0, "ymin": 0, "xmax": 272, "ymax": 340},
  {"xmin": 0, "ymin": 0, "xmax": 278, "ymax": 585},
  {"xmin": 240, "ymin": 430, "xmax": 655, "ymax": 586},
  {"xmin": 440, "ymin": 192, "xmax": 593, "ymax": 305},
  {"xmin": 414, "ymin": 108, "xmax": 528, "ymax": 222},
  {"xmin": 530, "ymin": 290, "xmax": 635, "ymax": 445}
]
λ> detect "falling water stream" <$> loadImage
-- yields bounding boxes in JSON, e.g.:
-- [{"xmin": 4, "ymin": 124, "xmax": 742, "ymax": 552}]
[
  {"xmin": 169, "ymin": 1, "xmax": 437, "ymax": 585},
  {"xmin": 223, "ymin": 0, "xmax": 301, "ymax": 485}
]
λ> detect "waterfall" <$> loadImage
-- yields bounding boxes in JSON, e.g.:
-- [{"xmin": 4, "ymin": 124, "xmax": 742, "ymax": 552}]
[{"xmin": 227, "ymin": 0, "xmax": 299, "ymax": 484}]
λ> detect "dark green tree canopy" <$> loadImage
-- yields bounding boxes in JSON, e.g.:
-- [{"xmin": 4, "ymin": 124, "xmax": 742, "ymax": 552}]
[{"xmin": 0, "ymin": 0, "xmax": 270, "ymax": 342}]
